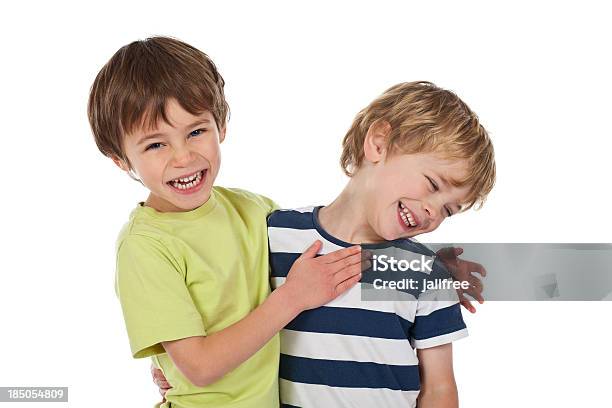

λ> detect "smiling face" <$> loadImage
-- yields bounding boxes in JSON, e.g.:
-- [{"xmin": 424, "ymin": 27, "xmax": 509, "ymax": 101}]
[
  {"xmin": 115, "ymin": 99, "xmax": 225, "ymax": 212},
  {"xmin": 356, "ymin": 120, "xmax": 471, "ymax": 241},
  {"xmin": 364, "ymin": 152, "xmax": 470, "ymax": 240}
]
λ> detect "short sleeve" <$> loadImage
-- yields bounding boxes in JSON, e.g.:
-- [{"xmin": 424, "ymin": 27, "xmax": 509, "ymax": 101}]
[
  {"xmin": 409, "ymin": 289, "xmax": 468, "ymax": 349},
  {"xmin": 257, "ymin": 194, "xmax": 280, "ymax": 214},
  {"xmin": 115, "ymin": 235, "xmax": 206, "ymax": 358}
]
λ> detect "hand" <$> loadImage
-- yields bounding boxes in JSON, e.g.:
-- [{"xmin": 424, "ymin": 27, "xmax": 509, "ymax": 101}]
[
  {"xmin": 436, "ymin": 247, "xmax": 486, "ymax": 313},
  {"xmin": 283, "ymin": 241, "xmax": 362, "ymax": 311},
  {"xmin": 151, "ymin": 364, "xmax": 172, "ymax": 402}
]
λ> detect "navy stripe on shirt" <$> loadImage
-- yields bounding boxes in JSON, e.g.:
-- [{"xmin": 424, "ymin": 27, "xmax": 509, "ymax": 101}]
[
  {"xmin": 280, "ymin": 354, "xmax": 421, "ymax": 391},
  {"xmin": 286, "ymin": 307, "xmax": 413, "ymax": 339},
  {"xmin": 268, "ymin": 209, "xmax": 314, "ymax": 230},
  {"xmin": 411, "ymin": 304, "xmax": 467, "ymax": 340}
]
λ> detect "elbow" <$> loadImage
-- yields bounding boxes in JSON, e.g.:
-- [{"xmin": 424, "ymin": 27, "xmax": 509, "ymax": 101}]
[
  {"xmin": 417, "ymin": 385, "xmax": 458, "ymax": 408},
  {"xmin": 185, "ymin": 370, "xmax": 223, "ymax": 388},
  {"xmin": 190, "ymin": 376, "xmax": 214, "ymax": 388},
  {"xmin": 163, "ymin": 338, "xmax": 224, "ymax": 388}
]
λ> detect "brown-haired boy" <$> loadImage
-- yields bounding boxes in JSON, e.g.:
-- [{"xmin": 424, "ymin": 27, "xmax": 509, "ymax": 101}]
[{"xmin": 88, "ymin": 36, "xmax": 363, "ymax": 407}]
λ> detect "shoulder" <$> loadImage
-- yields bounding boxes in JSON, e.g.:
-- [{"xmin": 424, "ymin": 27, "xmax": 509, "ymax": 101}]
[
  {"xmin": 267, "ymin": 206, "xmax": 317, "ymax": 228},
  {"xmin": 214, "ymin": 186, "xmax": 279, "ymax": 214},
  {"xmin": 116, "ymin": 208, "xmax": 170, "ymax": 251},
  {"xmin": 115, "ymin": 211, "xmax": 182, "ymax": 270},
  {"xmin": 115, "ymin": 229, "xmax": 177, "ymax": 268}
]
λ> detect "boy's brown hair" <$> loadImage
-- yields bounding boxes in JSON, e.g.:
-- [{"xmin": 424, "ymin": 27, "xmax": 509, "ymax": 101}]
[
  {"xmin": 340, "ymin": 81, "xmax": 496, "ymax": 210},
  {"xmin": 88, "ymin": 36, "xmax": 229, "ymax": 167}
]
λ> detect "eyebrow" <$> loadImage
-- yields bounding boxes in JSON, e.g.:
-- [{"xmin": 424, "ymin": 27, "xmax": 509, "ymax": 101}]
[
  {"xmin": 136, "ymin": 119, "xmax": 211, "ymax": 145},
  {"xmin": 437, "ymin": 173, "xmax": 462, "ymax": 188},
  {"xmin": 438, "ymin": 174, "xmax": 451, "ymax": 186}
]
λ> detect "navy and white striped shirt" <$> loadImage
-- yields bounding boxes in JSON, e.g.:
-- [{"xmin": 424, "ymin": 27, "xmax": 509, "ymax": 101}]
[{"xmin": 268, "ymin": 206, "xmax": 468, "ymax": 408}]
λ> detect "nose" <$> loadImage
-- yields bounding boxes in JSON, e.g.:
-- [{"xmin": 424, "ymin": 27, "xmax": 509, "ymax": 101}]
[
  {"xmin": 422, "ymin": 202, "xmax": 439, "ymax": 220},
  {"xmin": 171, "ymin": 145, "xmax": 195, "ymax": 167}
]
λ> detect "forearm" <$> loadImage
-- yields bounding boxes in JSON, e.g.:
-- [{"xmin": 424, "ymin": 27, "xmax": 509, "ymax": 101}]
[
  {"xmin": 417, "ymin": 384, "xmax": 458, "ymax": 408},
  {"xmin": 416, "ymin": 343, "xmax": 458, "ymax": 408},
  {"xmin": 163, "ymin": 242, "xmax": 362, "ymax": 387},
  {"xmin": 163, "ymin": 285, "xmax": 299, "ymax": 386}
]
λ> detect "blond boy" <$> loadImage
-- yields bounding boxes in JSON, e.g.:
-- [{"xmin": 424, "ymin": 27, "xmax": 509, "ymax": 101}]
[{"xmin": 265, "ymin": 82, "xmax": 495, "ymax": 407}]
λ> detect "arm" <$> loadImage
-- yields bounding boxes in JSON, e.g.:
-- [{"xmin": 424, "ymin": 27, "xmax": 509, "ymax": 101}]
[
  {"xmin": 162, "ymin": 285, "xmax": 300, "ymax": 387},
  {"xmin": 416, "ymin": 343, "xmax": 458, "ymax": 408},
  {"xmin": 163, "ymin": 241, "xmax": 362, "ymax": 387}
]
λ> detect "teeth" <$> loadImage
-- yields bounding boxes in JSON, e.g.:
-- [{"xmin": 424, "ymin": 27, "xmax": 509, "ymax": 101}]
[
  {"xmin": 399, "ymin": 202, "xmax": 417, "ymax": 227},
  {"xmin": 178, "ymin": 173, "xmax": 198, "ymax": 183},
  {"xmin": 170, "ymin": 171, "xmax": 203, "ymax": 190}
]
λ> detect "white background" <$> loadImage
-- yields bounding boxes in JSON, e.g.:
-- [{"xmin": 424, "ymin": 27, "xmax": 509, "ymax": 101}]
[{"xmin": 1, "ymin": 1, "xmax": 611, "ymax": 407}]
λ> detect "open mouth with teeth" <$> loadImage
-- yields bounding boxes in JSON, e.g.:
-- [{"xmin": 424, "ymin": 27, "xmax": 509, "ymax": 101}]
[
  {"xmin": 398, "ymin": 201, "xmax": 418, "ymax": 229},
  {"xmin": 167, "ymin": 170, "xmax": 206, "ymax": 194}
]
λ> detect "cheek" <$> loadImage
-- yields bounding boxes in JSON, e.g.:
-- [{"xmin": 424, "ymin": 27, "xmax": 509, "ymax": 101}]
[
  {"xmin": 428, "ymin": 218, "xmax": 444, "ymax": 232},
  {"xmin": 133, "ymin": 156, "xmax": 166, "ymax": 183},
  {"xmin": 408, "ymin": 178, "xmax": 429, "ymax": 197},
  {"xmin": 200, "ymin": 139, "xmax": 222, "ymax": 162}
]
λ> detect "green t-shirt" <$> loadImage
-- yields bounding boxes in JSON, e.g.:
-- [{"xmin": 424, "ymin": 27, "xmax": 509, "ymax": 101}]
[{"xmin": 115, "ymin": 186, "xmax": 280, "ymax": 408}]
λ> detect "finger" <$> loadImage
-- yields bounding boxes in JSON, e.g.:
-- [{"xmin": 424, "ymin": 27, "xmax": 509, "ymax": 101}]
[
  {"xmin": 152, "ymin": 368, "xmax": 166, "ymax": 382},
  {"xmin": 329, "ymin": 252, "xmax": 363, "ymax": 272},
  {"xmin": 448, "ymin": 267, "xmax": 465, "ymax": 281},
  {"xmin": 361, "ymin": 258, "xmax": 372, "ymax": 272},
  {"xmin": 298, "ymin": 240, "xmax": 322, "ymax": 260},
  {"xmin": 436, "ymin": 247, "xmax": 452, "ymax": 258},
  {"xmin": 464, "ymin": 280, "xmax": 485, "ymax": 303},
  {"xmin": 464, "ymin": 284, "xmax": 483, "ymax": 296},
  {"xmin": 465, "ymin": 261, "xmax": 487, "ymax": 277},
  {"xmin": 333, "ymin": 264, "xmax": 363, "ymax": 286},
  {"xmin": 457, "ymin": 291, "xmax": 476, "ymax": 313},
  {"xmin": 319, "ymin": 245, "xmax": 361, "ymax": 264},
  {"xmin": 460, "ymin": 298, "xmax": 477, "ymax": 313},
  {"xmin": 468, "ymin": 275, "xmax": 484, "ymax": 292},
  {"xmin": 334, "ymin": 272, "xmax": 362, "ymax": 295},
  {"xmin": 464, "ymin": 286, "xmax": 485, "ymax": 302}
]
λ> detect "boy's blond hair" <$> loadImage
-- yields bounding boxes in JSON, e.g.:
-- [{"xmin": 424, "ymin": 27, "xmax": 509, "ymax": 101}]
[
  {"xmin": 340, "ymin": 81, "xmax": 496, "ymax": 210},
  {"xmin": 87, "ymin": 36, "xmax": 229, "ymax": 168}
]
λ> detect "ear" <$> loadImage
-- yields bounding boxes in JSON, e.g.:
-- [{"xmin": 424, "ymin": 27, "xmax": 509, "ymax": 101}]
[
  {"xmin": 111, "ymin": 156, "xmax": 130, "ymax": 172},
  {"xmin": 363, "ymin": 120, "xmax": 391, "ymax": 163},
  {"xmin": 219, "ymin": 124, "xmax": 227, "ymax": 143}
]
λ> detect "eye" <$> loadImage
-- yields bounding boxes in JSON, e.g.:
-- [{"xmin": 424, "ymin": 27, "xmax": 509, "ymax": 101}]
[
  {"xmin": 189, "ymin": 128, "xmax": 206, "ymax": 138},
  {"xmin": 145, "ymin": 142, "xmax": 164, "ymax": 151},
  {"xmin": 444, "ymin": 206, "xmax": 453, "ymax": 217},
  {"xmin": 425, "ymin": 175, "xmax": 439, "ymax": 192}
]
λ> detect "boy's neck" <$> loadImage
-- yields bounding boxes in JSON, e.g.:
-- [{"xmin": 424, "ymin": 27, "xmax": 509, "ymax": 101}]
[{"xmin": 318, "ymin": 178, "xmax": 384, "ymax": 245}]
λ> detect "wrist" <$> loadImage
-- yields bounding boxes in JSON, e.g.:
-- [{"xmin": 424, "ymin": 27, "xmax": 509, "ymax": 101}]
[{"xmin": 269, "ymin": 284, "xmax": 303, "ymax": 320}]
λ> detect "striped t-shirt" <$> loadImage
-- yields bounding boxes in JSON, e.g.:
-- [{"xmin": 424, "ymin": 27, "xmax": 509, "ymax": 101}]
[{"xmin": 268, "ymin": 206, "xmax": 468, "ymax": 408}]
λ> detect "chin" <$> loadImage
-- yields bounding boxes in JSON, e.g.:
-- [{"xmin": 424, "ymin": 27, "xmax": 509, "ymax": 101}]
[
  {"xmin": 377, "ymin": 228, "xmax": 400, "ymax": 242},
  {"xmin": 180, "ymin": 197, "xmax": 209, "ymax": 211}
]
